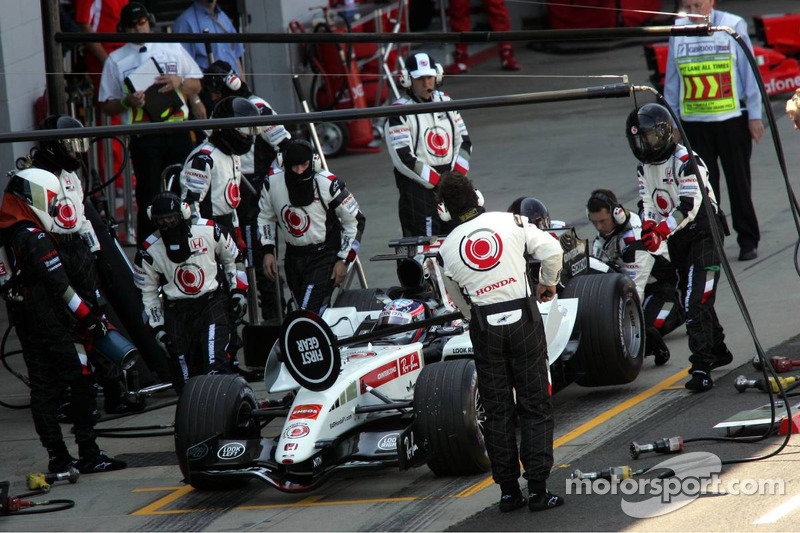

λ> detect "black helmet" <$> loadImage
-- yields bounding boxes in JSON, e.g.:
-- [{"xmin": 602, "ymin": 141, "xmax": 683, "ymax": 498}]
[
  {"xmin": 626, "ymin": 103, "xmax": 676, "ymax": 164},
  {"xmin": 209, "ymin": 96, "xmax": 261, "ymax": 155},
  {"xmin": 147, "ymin": 191, "xmax": 186, "ymax": 231},
  {"xmin": 36, "ymin": 115, "xmax": 89, "ymax": 172},
  {"xmin": 509, "ymin": 197, "xmax": 550, "ymax": 230},
  {"xmin": 202, "ymin": 60, "xmax": 249, "ymax": 97}
]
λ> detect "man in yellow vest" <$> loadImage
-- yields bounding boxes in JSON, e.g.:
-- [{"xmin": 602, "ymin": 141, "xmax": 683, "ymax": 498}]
[
  {"xmin": 664, "ymin": 0, "xmax": 762, "ymax": 261},
  {"xmin": 99, "ymin": 2, "xmax": 204, "ymax": 243}
]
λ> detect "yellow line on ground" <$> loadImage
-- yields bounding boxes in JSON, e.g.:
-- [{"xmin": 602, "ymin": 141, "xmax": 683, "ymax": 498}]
[
  {"xmin": 456, "ymin": 365, "xmax": 691, "ymax": 498},
  {"xmin": 131, "ymin": 485, "xmax": 194, "ymax": 515},
  {"xmin": 131, "ymin": 366, "xmax": 692, "ymax": 514}
]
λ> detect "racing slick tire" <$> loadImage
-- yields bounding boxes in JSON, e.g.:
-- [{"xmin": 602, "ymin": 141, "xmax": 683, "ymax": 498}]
[
  {"xmin": 316, "ymin": 121, "xmax": 349, "ymax": 158},
  {"xmin": 331, "ymin": 288, "xmax": 386, "ymax": 311},
  {"xmin": 562, "ymin": 273, "xmax": 644, "ymax": 387},
  {"xmin": 175, "ymin": 374, "xmax": 260, "ymax": 490},
  {"xmin": 414, "ymin": 359, "xmax": 490, "ymax": 476}
]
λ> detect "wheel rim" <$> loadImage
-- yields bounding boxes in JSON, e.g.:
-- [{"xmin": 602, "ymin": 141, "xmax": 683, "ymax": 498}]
[
  {"xmin": 234, "ymin": 399, "xmax": 257, "ymax": 438},
  {"xmin": 622, "ymin": 297, "xmax": 643, "ymax": 359},
  {"xmin": 317, "ymin": 123, "xmax": 345, "ymax": 156}
]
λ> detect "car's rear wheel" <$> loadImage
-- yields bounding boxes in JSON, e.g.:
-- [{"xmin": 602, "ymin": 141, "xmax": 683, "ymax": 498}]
[
  {"xmin": 175, "ymin": 374, "xmax": 259, "ymax": 490},
  {"xmin": 414, "ymin": 359, "xmax": 490, "ymax": 476},
  {"xmin": 562, "ymin": 273, "xmax": 644, "ymax": 386}
]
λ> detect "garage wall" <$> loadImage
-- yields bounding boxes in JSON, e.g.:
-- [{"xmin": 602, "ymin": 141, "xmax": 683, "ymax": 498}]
[{"xmin": 0, "ymin": 3, "xmax": 46, "ymax": 183}]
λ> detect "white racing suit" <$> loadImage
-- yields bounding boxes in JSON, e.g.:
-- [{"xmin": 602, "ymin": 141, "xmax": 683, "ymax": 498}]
[
  {"xmin": 592, "ymin": 211, "xmax": 684, "ymax": 337},
  {"xmin": 438, "ymin": 211, "xmax": 562, "ymax": 491},
  {"xmin": 638, "ymin": 144, "xmax": 729, "ymax": 371},
  {"xmin": 257, "ymin": 169, "xmax": 366, "ymax": 314},
  {"xmin": 133, "ymin": 219, "xmax": 247, "ymax": 380},
  {"xmin": 385, "ymin": 90, "xmax": 471, "ymax": 237},
  {"xmin": 180, "ymin": 141, "xmax": 243, "ymax": 238}
]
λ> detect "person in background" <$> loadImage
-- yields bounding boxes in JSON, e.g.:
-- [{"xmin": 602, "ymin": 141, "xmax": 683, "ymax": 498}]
[
  {"xmin": 445, "ymin": 0, "xmax": 520, "ymax": 74},
  {"xmin": 437, "ymin": 171, "xmax": 564, "ymax": 513},
  {"xmin": 98, "ymin": 2, "xmax": 203, "ymax": 243},
  {"xmin": 664, "ymin": 0, "xmax": 762, "ymax": 261},
  {"xmin": 172, "ymin": 0, "xmax": 245, "ymax": 81}
]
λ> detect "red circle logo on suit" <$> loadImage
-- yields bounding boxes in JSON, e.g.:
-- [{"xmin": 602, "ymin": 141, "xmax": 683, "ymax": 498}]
[
  {"xmin": 55, "ymin": 199, "xmax": 78, "ymax": 229},
  {"xmin": 425, "ymin": 126, "xmax": 451, "ymax": 157},
  {"xmin": 174, "ymin": 264, "xmax": 205, "ymax": 295},
  {"xmin": 225, "ymin": 180, "xmax": 241, "ymax": 208},
  {"xmin": 281, "ymin": 206, "xmax": 311, "ymax": 237},
  {"xmin": 460, "ymin": 229, "xmax": 503, "ymax": 271}
]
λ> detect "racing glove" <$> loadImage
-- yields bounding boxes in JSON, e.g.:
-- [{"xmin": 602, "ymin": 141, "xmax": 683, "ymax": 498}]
[
  {"xmin": 81, "ymin": 313, "xmax": 109, "ymax": 340},
  {"xmin": 641, "ymin": 220, "xmax": 670, "ymax": 253},
  {"xmin": 230, "ymin": 291, "xmax": 248, "ymax": 320},
  {"xmin": 153, "ymin": 326, "xmax": 175, "ymax": 359}
]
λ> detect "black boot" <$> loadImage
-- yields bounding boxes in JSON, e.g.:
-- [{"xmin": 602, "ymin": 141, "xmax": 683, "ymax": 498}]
[
  {"xmin": 499, "ymin": 481, "xmax": 526, "ymax": 512},
  {"xmin": 527, "ymin": 489, "xmax": 565, "ymax": 512},
  {"xmin": 75, "ymin": 450, "xmax": 127, "ymax": 474},
  {"xmin": 47, "ymin": 443, "xmax": 77, "ymax": 473}
]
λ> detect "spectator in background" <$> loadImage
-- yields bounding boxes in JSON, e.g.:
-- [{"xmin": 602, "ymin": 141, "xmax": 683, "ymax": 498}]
[
  {"xmin": 98, "ymin": 2, "xmax": 203, "ymax": 243},
  {"xmin": 786, "ymin": 89, "xmax": 800, "ymax": 129},
  {"xmin": 445, "ymin": 0, "xmax": 520, "ymax": 74},
  {"xmin": 172, "ymin": 0, "xmax": 245, "ymax": 81},
  {"xmin": 664, "ymin": 0, "xmax": 762, "ymax": 261}
]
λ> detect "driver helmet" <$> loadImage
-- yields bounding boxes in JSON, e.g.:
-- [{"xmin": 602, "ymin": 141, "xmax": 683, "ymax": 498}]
[
  {"xmin": 625, "ymin": 103, "xmax": 676, "ymax": 164},
  {"xmin": 5, "ymin": 168, "xmax": 61, "ymax": 232},
  {"xmin": 376, "ymin": 298, "xmax": 427, "ymax": 344}
]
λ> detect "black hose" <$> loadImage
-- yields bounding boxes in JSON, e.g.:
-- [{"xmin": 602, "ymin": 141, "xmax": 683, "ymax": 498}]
[
  {"xmin": 86, "ymin": 136, "xmax": 129, "ymax": 197},
  {"xmin": 0, "ymin": 322, "xmax": 31, "ymax": 410}
]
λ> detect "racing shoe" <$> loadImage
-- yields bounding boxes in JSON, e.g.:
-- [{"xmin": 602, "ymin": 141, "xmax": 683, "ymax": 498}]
[
  {"xmin": 528, "ymin": 490, "xmax": 564, "ymax": 512},
  {"xmin": 75, "ymin": 451, "xmax": 127, "ymax": 474},
  {"xmin": 445, "ymin": 48, "xmax": 469, "ymax": 75},
  {"xmin": 710, "ymin": 349, "xmax": 734, "ymax": 370},
  {"xmin": 499, "ymin": 491, "xmax": 527, "ymax": 512},
  {"xmin": 48, "ymin": 453, "xmax": 78, "ymax": 474},
  {"xmin": 500, "ymin": 46, "xmax": 521, "ymax": 71},
  {"xmin": 685, "ymin": 369, "xmax": 713, "ymax": 392}
]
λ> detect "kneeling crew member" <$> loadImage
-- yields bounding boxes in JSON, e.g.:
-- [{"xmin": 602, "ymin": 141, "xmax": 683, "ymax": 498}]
[{"xmin": 436, "ymin": 171, "xmax": 564, "ymax": 513}]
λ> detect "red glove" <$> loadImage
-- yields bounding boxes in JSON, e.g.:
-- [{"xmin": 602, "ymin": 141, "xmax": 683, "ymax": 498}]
[
  {"xmin": 641, "ymin": 230, "xmax": 663, "ymax": 252},
  {"xmin": 641, "ymin": 220, "xmax": 671, "ymax": 252},
  {"xmin": 641, "ymin": 220, "xmax": 656, "ymax": 233}
]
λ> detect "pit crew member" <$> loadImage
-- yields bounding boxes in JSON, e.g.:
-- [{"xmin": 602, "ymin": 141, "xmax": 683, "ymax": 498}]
[
  {"xmin": 436, "ymin": 171, "xmax": 564, "ymax": 513},
  {"xmin": 0, "ymin": 168, "xmax": 126, "ymax": 474},
  {"xmin": 385, "ymin": 52, "xmax": 471, "ymax": 237},
  {"xmin": 133, "ymin": 192, "xmax": 247, "ymax": 385},
  {"xmin": 627, "ymin": 103, "xmax": 732, "ymax": 391},
  {"xmin": 258, "ymin": 139, "xmax": 366, "ymax": 314}
]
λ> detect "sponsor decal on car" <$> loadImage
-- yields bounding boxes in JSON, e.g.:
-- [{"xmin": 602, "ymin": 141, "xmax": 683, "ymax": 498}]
[
  {"xmin": 187, "ymin": 443, "xmax": 209, "ymax": 461},
  {"xmin": 377, "ymin": 433, "xmax": 400, "ymax": 452},
  {"xmin": 398, "ymin": 352, "xmax": 420, "ymax": 376},
  {"xmin": 360, "ymin": 361, "xmax": 398, "ymax": 393},
  {"xmin": 289, "ymin": 404, "xmax": 323, "ymax": 420},
  {"xmin": 284, "ymin": 443, "xmax": 298, "ymax": 451},
  {"xmin": 217, "ymin": 442, "xmax": 246, "ymax": 460},
  {"xmin": 284, "ymin": 422, "xmax": 311, "ymax": 439}
]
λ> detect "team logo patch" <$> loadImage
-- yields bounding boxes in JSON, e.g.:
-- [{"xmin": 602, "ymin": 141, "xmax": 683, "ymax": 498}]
[
  {"xmin": 174, "ymin": 263, "xmax": 205, "ymax": 295},
  {"xmin": 281, "ymin": 206, "xmax": 311, "ymax": 237},
  {"xmin": 459, "ymin": 229, "xmax": 503, "ymax": 271},
  {"xmin": 55, "ymin": 198, "xmax": 78, "ymax": 229},
  {"xmin": 225, "ymin": 180, "xmax": 241, "ymax": 208},
  {"xmin": 652, "ymin": 189, "xmax": 674, "ymax": 217},
  {"xmin": 284, "ymin": 422, "xmax": 310, "ymax": 439},
  {"xmin": 424, "ymin": 126, "xmax": 451, "ymax": 157},
  {"xmin": 289, "ymin": 404, "xmax": 323, "ymax": 420}
]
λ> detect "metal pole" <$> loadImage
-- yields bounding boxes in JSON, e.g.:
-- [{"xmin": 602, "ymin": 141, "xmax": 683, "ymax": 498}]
[{"xmin": 41, "ymin": 0, "xmax": 66, "ymax": 115}]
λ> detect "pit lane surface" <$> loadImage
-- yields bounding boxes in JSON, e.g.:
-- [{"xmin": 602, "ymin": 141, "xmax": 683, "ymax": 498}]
[{"xmin": 2, "ymin": 0, "xmax": 800, "ymax": 530}]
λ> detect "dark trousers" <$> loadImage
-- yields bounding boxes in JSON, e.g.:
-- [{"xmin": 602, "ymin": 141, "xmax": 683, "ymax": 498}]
[
  {"xmin": 285, "ymin": 247, "xmax": 338, "ymax": 315},
  {"xmin": 469, "ymin": 311, "xmax": 554, "ymax": 487},
  {"xmin": 164, "ymin": 290, "xmax": 233, "ymax": 381},
  {"xmin": 682, "ymin": 115, "xmax": 760, "ymax": 250},
  {"xmin": 643, "ymin": 280, "xmax": 685, "ymax": 337},
  {"xmin": 668, "ymin": 224, "xmax": 728, "ymax": 370},
  {"xmin": 129, "ymin": 131, "xmax": 194, "ymax": 243},
  {"xmin": 23, "ymin": 342, "xmax": 98, "ymax": 453},
  {"xmin": 396, "ymin": 171, "xmax": 446, "ymax": 237}
]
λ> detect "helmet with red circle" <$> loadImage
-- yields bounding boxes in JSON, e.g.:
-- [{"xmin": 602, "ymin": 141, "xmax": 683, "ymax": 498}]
[{"xmin": 375, "ymin": 298, "xmax": 427, "ymax": 344}]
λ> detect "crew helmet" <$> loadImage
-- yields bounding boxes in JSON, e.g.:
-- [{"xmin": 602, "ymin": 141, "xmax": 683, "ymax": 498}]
[
  {"xmin": 6, "ymin": 168, "xmax": 61, "ymax": 231},
  {"xmin": 625, "ymin": 103, "xmax": 676, "ymax": 164},
  {"xmin": 37, "ymin": 115, "xmax": 89, "ymax": 172}
]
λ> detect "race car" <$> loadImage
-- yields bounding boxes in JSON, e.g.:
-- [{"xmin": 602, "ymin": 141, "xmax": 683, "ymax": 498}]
[{"xmin": 174, "ymin": 232, "xmax": 644, "ymax": 492}]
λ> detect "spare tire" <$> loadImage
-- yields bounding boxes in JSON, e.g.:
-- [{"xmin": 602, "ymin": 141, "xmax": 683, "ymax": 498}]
[
  {"xmin": 562, "ymin": 273, "xmax": 644, "ymax": 387},
  {"xmin": 174, "ymin": 374, "xmax": 260, "ymax": 490},
  {"xmin": 331, "ymin": 288, "xmax": 387, "ymax": 311},
  {"xmin": 414, "ymin": 359, "xmax": 490, "ymax": 476}
]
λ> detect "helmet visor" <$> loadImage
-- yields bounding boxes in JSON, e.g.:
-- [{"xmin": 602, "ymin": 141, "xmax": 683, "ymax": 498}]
[{"xmin": 60, "ymin": 137, "xmax": 90, "ymax": 154}]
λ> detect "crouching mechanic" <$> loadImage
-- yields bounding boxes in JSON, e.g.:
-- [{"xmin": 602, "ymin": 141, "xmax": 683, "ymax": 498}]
[
  {"xmin": 385, "ymin": 52, "xmax": 471, "ymax": 237},
  {"xmin": 436, "ymin": 171, "xmax": 564, "ymax": 513},
  {"xmin": 0, "ymin": 168, "xmax": 126, "ymax": 474},
  {"xmin": 586, "ymin": 189, "xmax": 684, "ymax": 365},
  {"xmin": 258, "ymin": 140, "xmax": 365, "ymax": 314},
  {"xmin": 134, "ymin": 192, "xmax": 247, "ymax": 386},
  {"xmin": 627, "ymin": 103, "xmax": 731, "ymax": 392}
]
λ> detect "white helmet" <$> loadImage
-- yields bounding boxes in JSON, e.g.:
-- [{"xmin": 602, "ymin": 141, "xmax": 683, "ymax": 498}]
[{"xmin": 6, "ymin": 168, "xmax": 61, "ymax": 231}]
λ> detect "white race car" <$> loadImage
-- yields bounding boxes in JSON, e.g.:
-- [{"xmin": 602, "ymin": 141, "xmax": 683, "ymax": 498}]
[{"xmin": 174, "ymin": 233, "xmax": 644, "ymax": 491}]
